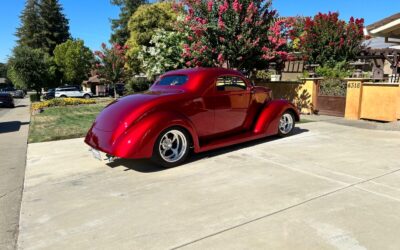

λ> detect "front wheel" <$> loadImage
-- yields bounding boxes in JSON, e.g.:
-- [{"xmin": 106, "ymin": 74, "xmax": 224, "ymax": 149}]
[
  {"xmin": 278, "ymin": 111, "xmax": 295, "ymax": 137},
  {"xmin": 83, "ymin": 94, "xmax": 91, "ymax": 99},
  {"xmin": 152, "ymin": 127, "xmax": 190, "ymax": 168}
]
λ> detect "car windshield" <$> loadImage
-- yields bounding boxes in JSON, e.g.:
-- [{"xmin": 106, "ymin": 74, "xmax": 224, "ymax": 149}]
[{"xmin": 156, "ymin": 75, "xmax": 188, "ymax": 86}]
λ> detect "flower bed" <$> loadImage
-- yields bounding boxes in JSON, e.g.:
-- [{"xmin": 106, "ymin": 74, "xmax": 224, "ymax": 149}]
[{"xmin": 31, "ymin": 98, "xmax": 96, "ymax": 112}]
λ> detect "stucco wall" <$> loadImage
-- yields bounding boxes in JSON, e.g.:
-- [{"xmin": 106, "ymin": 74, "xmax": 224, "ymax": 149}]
[{"xmin": 256, "ymin": 79, "xmax": 318, "ymax": 114}]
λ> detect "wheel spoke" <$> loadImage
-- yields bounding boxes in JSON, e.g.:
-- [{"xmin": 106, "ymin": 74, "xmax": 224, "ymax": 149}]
[{"xmin": 172, "ymin": 133, "xmax": 178, "ymax": 143}]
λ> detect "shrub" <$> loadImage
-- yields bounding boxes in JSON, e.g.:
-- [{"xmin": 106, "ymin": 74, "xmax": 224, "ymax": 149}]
[
  {"xmin": 315, "ymin": 61, "xmax": 351, "ymax": 79},
  {"xmin": 29, "ymin": 93, "xmax": 41, "ymax": 103},
  {"xmin": 31, "ymin": 98, "xmax": 96, "ymax": 111},
  {"xmin": 125, "ymin": 78, "xmax": 151, "ymax": 94}
]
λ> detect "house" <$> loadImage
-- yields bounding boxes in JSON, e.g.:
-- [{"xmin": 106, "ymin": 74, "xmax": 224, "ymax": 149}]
[
  {"xmin": 82, "ymin": 75, "xmax": 107, "ymax": 96},
  {"xmin": 363, "ymin": 13, "xmax": 400, "ymax": 80}
]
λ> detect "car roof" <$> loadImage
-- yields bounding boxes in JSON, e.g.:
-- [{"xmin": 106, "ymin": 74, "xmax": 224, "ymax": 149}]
[
  {"xmin": 162, "ymin": 67, "xmax": 245, "ymax": 77},
  {"xmin": 152, "ymin": 67, "xmax": 247, "ymax": 93}
]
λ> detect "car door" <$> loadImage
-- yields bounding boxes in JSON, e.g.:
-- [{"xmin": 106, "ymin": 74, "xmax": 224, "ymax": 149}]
[
  {"xmin": 213, "ymin": 75, "xmax": 251, "ymax": 135},
  {"xmin": 71, "ymin": 87, "xmax": 81, "ymax": 97}
]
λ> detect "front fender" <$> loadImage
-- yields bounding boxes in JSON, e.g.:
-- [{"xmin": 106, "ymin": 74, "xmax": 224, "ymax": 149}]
[
  {"xmin": 112, "ymin": 110, "xmax": 200, "ymax": 159},
  {"xmin": 253, "ymin": 100, "xmax": 299, "ymax": 135}
]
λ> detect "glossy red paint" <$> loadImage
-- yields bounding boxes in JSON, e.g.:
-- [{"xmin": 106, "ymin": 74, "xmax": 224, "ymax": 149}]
[{"xmin": 85, "ymin": 68, "xmax": 300, "ymax": 159}]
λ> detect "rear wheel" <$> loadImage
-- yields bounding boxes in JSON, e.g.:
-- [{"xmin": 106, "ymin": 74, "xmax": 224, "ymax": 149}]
[
  {"xmin": 278, "ymin": 111, "xmax": 295, "ymax": 137},
  {"xmin": 83, "ymin": 94, "xmax": 91, "ymax": 99},
  {"xmin": 152, "ymin": 127, "xmax": 190, "ymax": 168},
  {"xmin": 60, "ymin": 95, "xmax": 67, "ymax": 98}
]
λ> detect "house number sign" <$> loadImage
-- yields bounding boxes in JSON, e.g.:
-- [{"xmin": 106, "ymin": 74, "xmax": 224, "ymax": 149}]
[{"xmin": 347, "ymin": 82, "xmax": 361, "ymax": 88}]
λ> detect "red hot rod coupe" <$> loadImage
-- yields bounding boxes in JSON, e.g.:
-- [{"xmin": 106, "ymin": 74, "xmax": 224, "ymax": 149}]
[{"xmin": 85, "ymin": 68, "xmax": 300, "ymax": 167}]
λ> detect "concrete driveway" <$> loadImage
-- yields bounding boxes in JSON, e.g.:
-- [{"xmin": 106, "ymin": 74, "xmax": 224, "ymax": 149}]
[{"xmin": 19, "ymin": 121, "xmax": 400, "ymax": 250}]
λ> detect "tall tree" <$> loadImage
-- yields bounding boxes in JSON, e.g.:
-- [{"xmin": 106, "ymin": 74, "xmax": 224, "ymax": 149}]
[
  {"xmin": 299, "ymin": 12, "xmax": 365, "ymax": 66},
  {"xmin": 16, "ymin": 0, "xmax": 42, "ymax": 49},
  {"xmin": 94, "ymin": 43, "xmax": 128, "ymax": 97},
  {"xmin": 126, "ymin": 2, "xmax": 177, "ymax": 73},
  {"xmin": 0, "ymin": 63, "xmax": 7, "ymax": 78},
  {"xmin": 110, "ymin": 0, "xmax": 147, "ymax": 45},
  {"xmin": 179, "ymin": 0, "xmax": 291, "ymax": 70},
  {"xmin": 54, "ymin": 39, "xmax": 94, "ymax": 84},
  {"xmin": 39, "ymin": 0, "xmax": 71, "ymax": 54},
  {"xmin": 7, "ymin": 46, "xmax": 55, "ymax": 96}
]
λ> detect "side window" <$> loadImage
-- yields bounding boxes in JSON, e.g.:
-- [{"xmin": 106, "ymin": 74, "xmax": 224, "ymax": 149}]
[{"xmin": 216, "ymin": 76, "xmax": 247, "ymax": 91}]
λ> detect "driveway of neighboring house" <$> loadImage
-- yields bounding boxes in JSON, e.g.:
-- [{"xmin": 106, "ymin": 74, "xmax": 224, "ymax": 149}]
[
  {"xmin": 0, "ymin": 98, "xmax": 30, "ymax": 250},
  {"xmin": 18, "ymin": 121, "xmax": 400, "ymax": 249}
]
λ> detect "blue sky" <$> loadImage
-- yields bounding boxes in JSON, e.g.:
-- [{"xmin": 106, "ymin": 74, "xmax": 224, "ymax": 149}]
[{"xmin": 0, "ymin": 0, "xmax": 399, "ymax": 63}]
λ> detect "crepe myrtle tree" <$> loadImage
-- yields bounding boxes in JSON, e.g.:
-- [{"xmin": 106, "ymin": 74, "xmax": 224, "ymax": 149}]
[
  {"xmin": 177, "ymin": 0, "xmax": 292, "ymax": 70},
  {"xmin": 298, "ymin": 12, "xmax": 365, "ymax": 67},
  {"xmin": 94, "ymin": 43, "xmax": 128, "ymax": 98}
]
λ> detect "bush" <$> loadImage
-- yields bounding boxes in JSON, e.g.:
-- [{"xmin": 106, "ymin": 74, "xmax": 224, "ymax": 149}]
[
  {"xmin": 315, "ymin": 61, "xmax": 351, "ymax": 79},
  {"xmin": 125, "ymin": 78, "xmax": 151, "ymax": 94},
  {"xmin": 29, "ymin": 94, "xmax": 41, "ymax": 103},
  {"xmin": 31, "ymin": 98, "xmax": 96, "ymax": 111}
]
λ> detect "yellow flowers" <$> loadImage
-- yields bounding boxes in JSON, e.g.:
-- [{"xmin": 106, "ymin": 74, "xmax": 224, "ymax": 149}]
[{"xmin": 31, "ymin": 98, "xmax": 96, "ymax": 111}]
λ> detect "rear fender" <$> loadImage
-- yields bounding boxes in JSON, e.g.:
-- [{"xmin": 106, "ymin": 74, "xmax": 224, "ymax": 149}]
[
  {"xmin": 113, "ymin": 111, "xmax": 199, "ymax": 159},
  {"xmin": 253, "ymin": 100, "xmax": 299, "ymax": 135}
]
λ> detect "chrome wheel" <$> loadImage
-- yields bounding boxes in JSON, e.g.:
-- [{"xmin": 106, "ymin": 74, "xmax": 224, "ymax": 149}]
[
  {"xmin": 158, "ymin": 130, "xmax": 188, "ymax": 163},
  {"xmin": 279, "ymin": 113, "xmax": 294, "ymax": 135}
]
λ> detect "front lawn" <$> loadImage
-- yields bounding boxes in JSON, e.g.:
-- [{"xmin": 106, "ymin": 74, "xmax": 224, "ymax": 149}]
[{"xmin": 29, "ymin": 102, "xmax": 110, "ymax": 143}]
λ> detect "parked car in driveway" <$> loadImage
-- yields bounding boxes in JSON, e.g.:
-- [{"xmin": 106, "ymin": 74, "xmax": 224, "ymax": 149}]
[
  {"xmin": 43, "ymin": 88, "xmax": 55, "ymax": 100},
  {"xmin": 86, "ymin": 68, "xmax": 300, "ymax": 168},
  {"xmin": 0, "ymin": 86, "xmax": 25, "ymax": 98},
  {"xmin": 55, "ymin": 86, "xmax": 92, "ymax": 99},
  {"xmin": 0, "ymin": 93, "xmax": 15, "ymax": 108}
]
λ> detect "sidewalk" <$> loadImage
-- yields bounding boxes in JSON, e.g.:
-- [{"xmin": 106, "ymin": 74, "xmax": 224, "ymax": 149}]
[
  {"xmin": 0, "ymin": 98, "xmax": 31, "ymax": 250},
  {"xmin": 303, "ymin": 114, "xmax": 400, "ymax": 131}
]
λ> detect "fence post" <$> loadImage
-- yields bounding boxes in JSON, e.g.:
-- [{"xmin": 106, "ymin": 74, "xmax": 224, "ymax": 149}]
[
  {"xmin": 344, "ymin": 78, "xmax": 369, "ymax": 120},
  {"xmin": 301, "ymin": 78, "xmax": 322, "ymax": 114}
]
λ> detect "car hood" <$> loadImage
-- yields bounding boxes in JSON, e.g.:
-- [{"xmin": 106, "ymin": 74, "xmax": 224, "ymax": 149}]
[{"xmin": 93, "ymin": 90, "xmax": 184, "ymax": 133}]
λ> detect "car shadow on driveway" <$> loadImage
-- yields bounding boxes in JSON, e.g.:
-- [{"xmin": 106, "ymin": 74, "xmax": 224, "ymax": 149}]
[
  {"xmin": 0, "ymin": 121, "xmax": 30, "ymax": 134},
  {"xmin": 106, "ymin": 127, "xmax": 309, "ymax": 173}
]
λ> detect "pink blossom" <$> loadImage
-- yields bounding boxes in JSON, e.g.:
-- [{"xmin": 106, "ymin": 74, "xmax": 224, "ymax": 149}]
[
  {"xmin": 217, "ymin": 53, "xmax": 224, "ymax": 63},
  {"xmin": 232, "ymin": 0, "xmax": 242, "ymax": 12},
  {"xmin": 219, "ymin": 36, "xmax": 225, "ymax": 42},
  {"xmin": 207, "ymin": 0, "xmax": 213, "ymax": 12},
  {"xmin": 218, "ymin": 17, "xmax": 225, "ymax": 30},
  {"xmin": 218, "ymin": 0, "xmax": 229, "ymax": 15}
]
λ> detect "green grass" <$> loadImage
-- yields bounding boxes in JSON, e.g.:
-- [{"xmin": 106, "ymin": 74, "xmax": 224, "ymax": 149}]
[{"xmin": 29, "ymin": 103, "xmax": 109, "ymax": 143}]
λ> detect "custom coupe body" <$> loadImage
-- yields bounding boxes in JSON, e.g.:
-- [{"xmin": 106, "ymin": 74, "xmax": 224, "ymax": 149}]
[{"xmin": 85, "ymin": 68, "xmax": 299, "ymax": 167}]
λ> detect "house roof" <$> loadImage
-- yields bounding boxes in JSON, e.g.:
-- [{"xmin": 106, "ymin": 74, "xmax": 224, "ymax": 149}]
[
  {"xmin": 366, "ymin": 13, "xmax": 400, "ymax": 39},
  {"xmin": 83, "ymin": 75, "xmax": 104, "ymax": 84},
  {"xmin": 364, "ymin": 37, "xmax": 400, "ymax": 49}
]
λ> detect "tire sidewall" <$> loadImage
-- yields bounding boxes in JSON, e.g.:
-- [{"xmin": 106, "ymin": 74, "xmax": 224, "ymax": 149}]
[{"xmin": 152, "ymin": 126, "xmax": 191, "ymax": 168}]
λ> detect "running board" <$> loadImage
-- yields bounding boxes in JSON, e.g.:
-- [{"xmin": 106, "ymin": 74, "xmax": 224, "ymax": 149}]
[{"xmin": 196, "ymin": 132, "xmax": 269, "ymax": 153}]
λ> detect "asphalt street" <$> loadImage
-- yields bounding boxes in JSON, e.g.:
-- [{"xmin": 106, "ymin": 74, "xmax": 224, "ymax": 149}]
[{"xmin": 0, "ymin": 98, "xmax": 30, "ymax": 250}]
